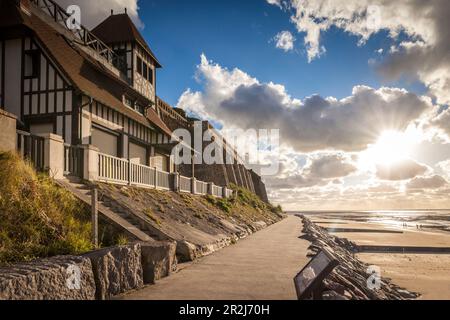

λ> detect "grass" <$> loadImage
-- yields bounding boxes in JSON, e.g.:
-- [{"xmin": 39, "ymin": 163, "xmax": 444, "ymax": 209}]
[
  {"xmin": 0, "ymin": 152, "xmax": 93, "ymax": 266},
  {"xmin": 205, "ymin": 195, "xmax": 233, "ymax": 214},
  {"xmin": 143, "ymin": 208, "xmax": 162, "ymax": 226}
]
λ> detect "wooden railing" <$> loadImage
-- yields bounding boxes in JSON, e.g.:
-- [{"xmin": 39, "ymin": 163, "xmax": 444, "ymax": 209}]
[{"xmin": 17, "ymin": 130, "xmax": 45, "ymax": 171}]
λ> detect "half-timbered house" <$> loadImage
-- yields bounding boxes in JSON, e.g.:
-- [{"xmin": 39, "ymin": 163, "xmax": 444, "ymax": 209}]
[{"xmin": 0, "ymin": 0, "xmax": 174, "ymax": 172}]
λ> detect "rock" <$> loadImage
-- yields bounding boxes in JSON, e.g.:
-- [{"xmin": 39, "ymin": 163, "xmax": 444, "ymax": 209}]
[
  {"xmin": 322, "ymin": 291, "xmax": 349, "ymax": 300},
  {"xmin": 300, "ymin": 215, "xmax": 419, "ymax": 300},
  {"xmin": 0, "ymin": 256, "xmax": 96, "ymax": 300},
  {"xmin": 324, "ymin": 279, "xmax": 346, "ymax": 295},
  {"xmin": 176, "ymin": 240, "xmax": 198, "ymax": 262},
  {"xmin": 140, "ymin": 241, "xmax": 177, "ymax": 284},
  {"xmin": 84, "ymin": 243, "xmax": 143, "ymax": 300}
]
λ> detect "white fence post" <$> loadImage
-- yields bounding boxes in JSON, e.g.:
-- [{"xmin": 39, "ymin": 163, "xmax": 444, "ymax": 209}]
[
  {"xmin": 128, "ymin": 159, "xmax": 132, "ymax": 186},
  {"xmin": 82, "ymin": 145, "xmax": 99, "ymax": 182},
  {"xmin": 39, "ymin": 133, "xmax": 65, "ymax": 179},
  {"xmin": 172, "ymin": 172, "xmax": 180, "ymax": 192},
  {"xmin": 207, "ymin": 182, "xmax": 214, "ymax": 196},
  {"xmin": 191, "ymin": 177, "xmax": 197, "ymax": 195}
]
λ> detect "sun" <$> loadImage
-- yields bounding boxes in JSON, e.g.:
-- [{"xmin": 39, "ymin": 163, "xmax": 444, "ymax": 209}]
[{"xmin": 359, "ymin": 129, "xmax": 420, "ymax": 169}]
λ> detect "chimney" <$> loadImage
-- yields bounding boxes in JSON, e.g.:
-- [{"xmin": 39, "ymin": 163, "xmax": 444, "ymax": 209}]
[
  {"xmin": 125, "ymin": 8, "xmax": 127, "ymax": 14},
  {"xmin": 111, "ymin": 9, "xmax": 114, "ymax": 15},
  {"xmin": 18, "ymin": 0, "xmax": 31, "ymax": 16}
]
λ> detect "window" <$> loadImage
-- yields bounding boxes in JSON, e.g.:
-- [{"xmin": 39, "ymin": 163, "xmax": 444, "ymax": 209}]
[
  {"xmin": 24, "ymin": 50, "xmax": 40, "ymax": 78},
  {"xmin": 143, "ymin": 62, "xmax": 148, "ymax": 80},
  {"xmin": 124, "ymin": 96, "xmax": 134, "ymax": 108},
  {"xmin": 135, "ymin": 103, "xmax": 144, "ymax": 114},
  {"xmin": 148, "ymin": 67, "xmax": 154, "ymax": 85},
  {"xmin": 137, "ymin": 56, "xmax": 142, "ymax": 75}
]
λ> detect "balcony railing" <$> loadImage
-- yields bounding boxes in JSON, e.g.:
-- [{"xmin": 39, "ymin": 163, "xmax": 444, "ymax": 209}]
[{"xmin": 30, "ymin": 0, "xmax": 127, "ymax": 75}]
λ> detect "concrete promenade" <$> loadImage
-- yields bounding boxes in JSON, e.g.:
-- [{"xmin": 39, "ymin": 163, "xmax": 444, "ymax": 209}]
[{"xmin": 120, "ymin": 215, "xmax": 310, "ymax": 300}]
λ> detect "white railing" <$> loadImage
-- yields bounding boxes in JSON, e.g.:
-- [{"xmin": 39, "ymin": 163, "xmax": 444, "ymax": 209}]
[
  {"xmin": 130, "ymin": 162, "xmax": 155, "ymax": 187},
  {"xmin": 212, "ymin": 185, "xmax": 223, "ymax": 198},
  {"xmin": 196, "ymin": 180, "xmax": 208, "ymax": 195},
  {"xmin": 98, "ymin": 153, "xmax": 129, "ymax": 184},
  {"xmin": 96, "ymin": 152, "xmax": 232, "ymax": 198},
  {"xmin": 157, "ymin": 170, "xmax": 170, "ymax": 190},
  {"xmin": 180, "ymin": 176, "xmax": 192, "ymax": 193}
]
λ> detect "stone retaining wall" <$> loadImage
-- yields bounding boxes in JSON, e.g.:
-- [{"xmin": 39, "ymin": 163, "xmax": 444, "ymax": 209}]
[
  {"xmin": 0, "ymin": 241, "xmax": 177, "ymax": 300},
  {"xmin": 0, "ymin": 256, "xmax": 96, "ymax": 300}
]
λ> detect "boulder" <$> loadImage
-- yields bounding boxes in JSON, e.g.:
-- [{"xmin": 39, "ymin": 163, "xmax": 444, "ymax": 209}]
[
  {"xmin": 0, "ymin": 256, "xmax": 95, "ymax": 300},
  {"xmin": 176, "ymin": 240, "xmax": 198, "ymax": 262},
  {"xmin": 84, "ymin": 243, "xmax": 143, "ymax": 300},
  {"xmin": 140, "ymin": 241, "xmax": 177, "ymax": 284}
]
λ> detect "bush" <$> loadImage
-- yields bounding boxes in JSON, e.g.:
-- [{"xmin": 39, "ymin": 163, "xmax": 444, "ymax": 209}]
[{"xmin": 0, "ymin": 152, "xmax": 93, "ymax": 265}]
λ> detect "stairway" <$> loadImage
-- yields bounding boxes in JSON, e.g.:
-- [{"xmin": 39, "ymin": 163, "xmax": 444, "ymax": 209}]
[{"xmin": 56, "ymin": 177, "xmax": 154, "ymax": 242}]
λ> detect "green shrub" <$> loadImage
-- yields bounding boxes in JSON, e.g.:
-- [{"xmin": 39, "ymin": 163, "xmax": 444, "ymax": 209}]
[{"xmin": 0, "ymin": 152, "xmax": 93, "ymax": 265}]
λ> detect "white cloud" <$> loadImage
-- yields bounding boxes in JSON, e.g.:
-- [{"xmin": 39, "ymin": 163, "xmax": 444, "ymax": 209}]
[
  {"xmin": 178, "ymin": 55, "xmax": 432, "ymax": 153},
  {"xmin": 376, "ymin": 159, "xmax": 428, "ymax": 181},
  {"xmin": 55, "ymin": 0, "xmax": 143, "ymax": 29},
  {"xmin": 267, "ymin": 0, "xmax": 450, "ymax": 105},
  {"xmin": 274, "ymin": 31, "xmax": 296, "ymax": 52},
  {"xmin": 266, "ymin": 0, "xmax": 283, "ymax": 9},
  {"xmin": 265, "ymin": 152, "xmax": 357, "ymax": 190}
]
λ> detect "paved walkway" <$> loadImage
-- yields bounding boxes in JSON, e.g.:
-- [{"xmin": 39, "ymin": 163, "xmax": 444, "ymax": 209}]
[{"xmin": 120, "ymin": 215, "xmax": 310, "ymax": 300}]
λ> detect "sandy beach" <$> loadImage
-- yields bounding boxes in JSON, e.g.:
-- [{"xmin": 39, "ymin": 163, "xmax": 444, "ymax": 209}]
[{"xmin": 305, "ymin": 212, "xmax": 450, "ymax": 300}]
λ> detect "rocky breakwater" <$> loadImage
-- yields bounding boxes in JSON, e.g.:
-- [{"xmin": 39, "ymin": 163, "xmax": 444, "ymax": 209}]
[{"xmin": 299, "ymin": 215, "xmax": 419, "ymax": 300}]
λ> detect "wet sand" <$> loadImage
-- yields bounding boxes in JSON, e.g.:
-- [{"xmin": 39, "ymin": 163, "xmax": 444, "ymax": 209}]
[{"xmin": 307, "ymin": 214, "xmax": 450, "ymax": 300}]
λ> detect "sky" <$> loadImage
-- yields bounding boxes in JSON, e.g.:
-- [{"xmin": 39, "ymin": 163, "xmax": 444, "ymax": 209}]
[{"xmin": 58, "ymin": 0, "xmax": 450, "ymax": 211}]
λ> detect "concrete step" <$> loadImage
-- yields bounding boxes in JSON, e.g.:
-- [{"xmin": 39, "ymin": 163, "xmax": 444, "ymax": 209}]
[{"xmin": 55, "ymin": 179, "xmax": 153, "ymax": 242}]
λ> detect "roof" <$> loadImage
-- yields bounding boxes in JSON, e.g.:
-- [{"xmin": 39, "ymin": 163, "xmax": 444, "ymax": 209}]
[
  {"xmin": 1, "ymin": 2, "xmax": 172, "ymax": 137},
  {"xmin": 92, "ymin": 13, "xmax": 162, "ymax": 68}
]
